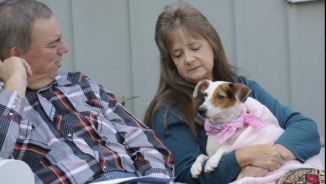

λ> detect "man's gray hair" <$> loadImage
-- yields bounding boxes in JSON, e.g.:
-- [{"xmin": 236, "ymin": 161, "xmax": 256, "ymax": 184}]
[{"xmin": 0, "ymin": 0, "xmax": 53, "ymax": 60}]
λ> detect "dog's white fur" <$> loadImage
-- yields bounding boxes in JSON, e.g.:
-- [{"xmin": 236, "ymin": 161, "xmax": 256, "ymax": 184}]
[{"xmin": 190, "ymin": 79, "xmax": 252, "ymax": 178}]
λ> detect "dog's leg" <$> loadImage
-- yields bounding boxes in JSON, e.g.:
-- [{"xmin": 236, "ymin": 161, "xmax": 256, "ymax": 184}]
[
  {"xmin": 204, "ymin": 145, "xmax": 231, "ymax": 173},
  {"xmin": 206, "ymin": 135, "xmax": 220, "ymax": 157},
  {"xmin": 190, "ymin": 154, "xmax": 209, "ymax": 178}
]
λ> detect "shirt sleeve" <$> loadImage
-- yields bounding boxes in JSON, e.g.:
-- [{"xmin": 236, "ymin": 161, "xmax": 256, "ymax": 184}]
[
  {"xmin": 0, "ymin": 89, "xmax": 25, "ymax": 159},
  {"xmin": 239, "ymin": 77, "xmax": 321, "ymax": 162},
  {"xmin": 151, "ymin": 107, "xmax": 241, "ymax": 184},
  {"xmin": 88, "ymin": 78, "xmax": 174, "ymax": 178}
]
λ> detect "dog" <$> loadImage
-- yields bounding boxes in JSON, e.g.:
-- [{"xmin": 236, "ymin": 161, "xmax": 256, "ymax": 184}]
[{"xmin": 190, "ymin": 79, "xmax": 323, "ymax": 184}]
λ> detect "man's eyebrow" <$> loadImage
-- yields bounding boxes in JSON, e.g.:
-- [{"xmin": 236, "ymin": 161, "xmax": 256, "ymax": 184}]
[{"xmin": 48, "ymin": 37, "xmax": 61, "ymax": 45}]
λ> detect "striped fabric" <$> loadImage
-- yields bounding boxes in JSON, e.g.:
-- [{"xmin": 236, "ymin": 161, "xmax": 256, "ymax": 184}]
[{"xmin": 0, "ymin": 72, "xmax": 173, "ymax": 184}]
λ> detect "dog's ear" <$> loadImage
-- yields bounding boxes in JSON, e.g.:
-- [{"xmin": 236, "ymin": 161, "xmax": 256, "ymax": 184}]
[
  {"xmin": 193, "ymin": 80, "xmax": 210, "ymax": 97},
  {"xmin": 229, "ymin": 83, "xmax": 251, "ymax": 102}
]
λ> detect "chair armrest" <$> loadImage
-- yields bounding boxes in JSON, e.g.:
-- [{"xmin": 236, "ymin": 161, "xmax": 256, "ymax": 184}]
[{"xmin": 0, "ymin": 159, "xmax": 34, "ymax": 184}]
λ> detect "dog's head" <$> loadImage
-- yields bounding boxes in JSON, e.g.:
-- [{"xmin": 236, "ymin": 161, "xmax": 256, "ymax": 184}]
[{"xmin": 193, "ymin": 79, "xmax": 251, "ymax": 122}]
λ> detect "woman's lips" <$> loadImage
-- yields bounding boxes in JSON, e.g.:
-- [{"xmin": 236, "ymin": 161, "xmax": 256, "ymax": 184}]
[{"xmin": 189, "ymin": 66, "xmax": 201, "ymax": 72}]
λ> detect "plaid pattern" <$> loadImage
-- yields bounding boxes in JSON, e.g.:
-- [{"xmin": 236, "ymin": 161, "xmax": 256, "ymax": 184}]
[{"xmin": 0, "ymin": 72, "xmax": 173, "ymax": 184}]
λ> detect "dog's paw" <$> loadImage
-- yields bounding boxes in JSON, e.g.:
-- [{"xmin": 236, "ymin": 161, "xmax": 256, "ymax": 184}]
[
  {"xmin": 204, "ymin": 157, "xmax": 220, "ymax": 173},
  {"xmin": 190, "ymin": 160, "xmax": 203, "ymax": 178}
]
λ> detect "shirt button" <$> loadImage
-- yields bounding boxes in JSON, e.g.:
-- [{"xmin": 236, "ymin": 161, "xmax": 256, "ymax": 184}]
[
  {"xmin": 103, "ymin": 166, "xmax": 107, "ymax": 171},
  {"xmin": 9, "ymin": 112, "xmax": 13, "ymax": 116},
  {"xmin": 68, "ymin": 133, "xmax": 72, "ymax": 137},
  {"xmin": 20, "ymin": 135, "xmax": 24, "ymax": 138},
  {"xmin": 12, "ymin": 105, "xmax": 16, "ymax": 108}
]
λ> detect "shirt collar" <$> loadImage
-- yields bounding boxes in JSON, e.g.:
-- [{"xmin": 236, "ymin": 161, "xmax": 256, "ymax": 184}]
[
  {"xmin": 55, "ymin": 72, "xmax": 73, "ymax": 86},
  {"xmin": 27, "ymin": 72, "xmax": 73, "ymax": 92}
]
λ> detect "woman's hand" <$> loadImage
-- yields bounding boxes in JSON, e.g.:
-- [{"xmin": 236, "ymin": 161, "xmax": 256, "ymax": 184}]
[
  {"xmin": 237, "ymin": 165, "xmax": 268, "ymax": 180},
  {"xmin": 0, "ymin": 57, "xmax": 32, "ymax": 97},
  {"xmin": 274, "ymin": 143, "xmax": 296, "ymax": 161},
  {"xmin": 235, "ymin": 142, "xmax": 286, "ymax": 171}
]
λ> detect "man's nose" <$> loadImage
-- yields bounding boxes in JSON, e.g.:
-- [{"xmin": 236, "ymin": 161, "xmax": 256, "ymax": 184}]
[{"xmin": 58, "ymin": 40, "xmax": 69, "ymax": 54}]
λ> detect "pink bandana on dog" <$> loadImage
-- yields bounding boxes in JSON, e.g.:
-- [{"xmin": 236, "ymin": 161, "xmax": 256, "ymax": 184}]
[{"xmin": 204, "ymin": 110, "xmax": 266, "ymax": 144}]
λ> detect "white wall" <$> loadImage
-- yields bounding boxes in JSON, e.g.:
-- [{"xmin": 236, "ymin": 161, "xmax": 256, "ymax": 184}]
[{"xmin": 1, "ymin": 0, "xmax": 324, "ymax": 146}]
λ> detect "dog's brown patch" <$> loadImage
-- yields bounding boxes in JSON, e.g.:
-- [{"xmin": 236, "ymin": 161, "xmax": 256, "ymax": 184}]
[{"xmin": 210, "ymin": 83, "xmax": 237, "ymax": 108}]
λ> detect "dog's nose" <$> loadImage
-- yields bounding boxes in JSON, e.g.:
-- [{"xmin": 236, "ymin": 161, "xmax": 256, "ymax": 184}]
[{"xmin": 198, "ymin": 107, "xmax": 207, "ymax": 116}]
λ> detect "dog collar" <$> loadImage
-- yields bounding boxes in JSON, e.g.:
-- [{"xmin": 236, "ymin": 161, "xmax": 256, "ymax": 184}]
[{"xmin": 204, "ymin": 110, "xmax": 266, "ymax": 144}]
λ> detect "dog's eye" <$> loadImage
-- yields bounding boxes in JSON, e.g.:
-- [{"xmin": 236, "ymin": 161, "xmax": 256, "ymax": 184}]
[
  {"xmin": 204, "ymin": 93, "xmax": 208, "ymax": 97},
  {"xmin": 216, "ymin": 95, "xmax": 225, "ymax": 100}
]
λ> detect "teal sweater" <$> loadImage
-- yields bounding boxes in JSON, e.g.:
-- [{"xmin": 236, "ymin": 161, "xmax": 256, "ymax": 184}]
[{"xmin": 150, "ymin": 77, "xmax": 321, "ymax": 184}]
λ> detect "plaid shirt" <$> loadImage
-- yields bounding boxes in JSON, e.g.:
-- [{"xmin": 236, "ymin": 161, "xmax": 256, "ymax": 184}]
[{"xmin": 0, "ymin": 72, "xmax": 173, "ymax": 184}]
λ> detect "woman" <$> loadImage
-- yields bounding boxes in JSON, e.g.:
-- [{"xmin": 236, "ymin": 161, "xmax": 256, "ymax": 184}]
[{"xmin": 143, "ymin": 2, "xmax": 321, "ymax": 184}]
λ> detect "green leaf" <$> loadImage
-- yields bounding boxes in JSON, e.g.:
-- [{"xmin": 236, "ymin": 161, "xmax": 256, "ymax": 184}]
[{"xmin": 119, "ymin": 95, "xmax": 139, "ymax": 106}]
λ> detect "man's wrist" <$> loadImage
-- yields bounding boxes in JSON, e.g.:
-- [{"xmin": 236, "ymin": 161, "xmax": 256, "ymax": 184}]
[{"xmin": 5, "ymin": 77, "xmax": 27, "ymax": 97}]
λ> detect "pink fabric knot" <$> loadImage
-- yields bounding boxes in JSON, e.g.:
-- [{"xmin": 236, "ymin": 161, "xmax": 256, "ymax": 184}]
[{"xmin": 204, "ymin": 110, "xmax": 266, "ymax": 144}]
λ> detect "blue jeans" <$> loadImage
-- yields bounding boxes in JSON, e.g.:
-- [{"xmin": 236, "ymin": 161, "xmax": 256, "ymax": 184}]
[{"xmin": 89, "ymin": 171, "xmax": 170, "ymax": 184}]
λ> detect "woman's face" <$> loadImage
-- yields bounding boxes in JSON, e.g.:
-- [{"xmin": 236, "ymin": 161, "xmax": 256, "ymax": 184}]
[{"xmin": 170, "ymin": 31, "xmax": 214, "ymax": 84}]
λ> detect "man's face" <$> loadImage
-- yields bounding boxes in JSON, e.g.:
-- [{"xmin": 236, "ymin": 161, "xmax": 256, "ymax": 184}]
[{"xmin": 21, "ymin": 15, "xmax": 69, "ymax": 85}]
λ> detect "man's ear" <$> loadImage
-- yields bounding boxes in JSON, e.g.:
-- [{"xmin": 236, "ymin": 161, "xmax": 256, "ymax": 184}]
[{"xmin": 9, "ymin": 47, "xmax": 21, "ymax": 57}]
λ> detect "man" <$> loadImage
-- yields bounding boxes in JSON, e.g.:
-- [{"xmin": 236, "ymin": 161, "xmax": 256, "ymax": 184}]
[{"xmin": 0, "ymin": 0, "xmax": 174, "ymax": 183}]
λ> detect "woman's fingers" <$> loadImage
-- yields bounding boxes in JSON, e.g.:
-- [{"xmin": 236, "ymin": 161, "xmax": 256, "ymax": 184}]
[{"xmin": 237, "ymin": 165, "xmax": 268, "ymax": 180}]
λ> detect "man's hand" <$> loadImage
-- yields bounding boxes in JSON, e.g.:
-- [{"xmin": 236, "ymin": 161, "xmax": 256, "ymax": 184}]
[
  {"xmin": 0, "ymin": 57, "xmax": 32, "ymax": 97},
  {"xmin": 237, "ymin": 165, "xmax": 268, "ymax": 180}
]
